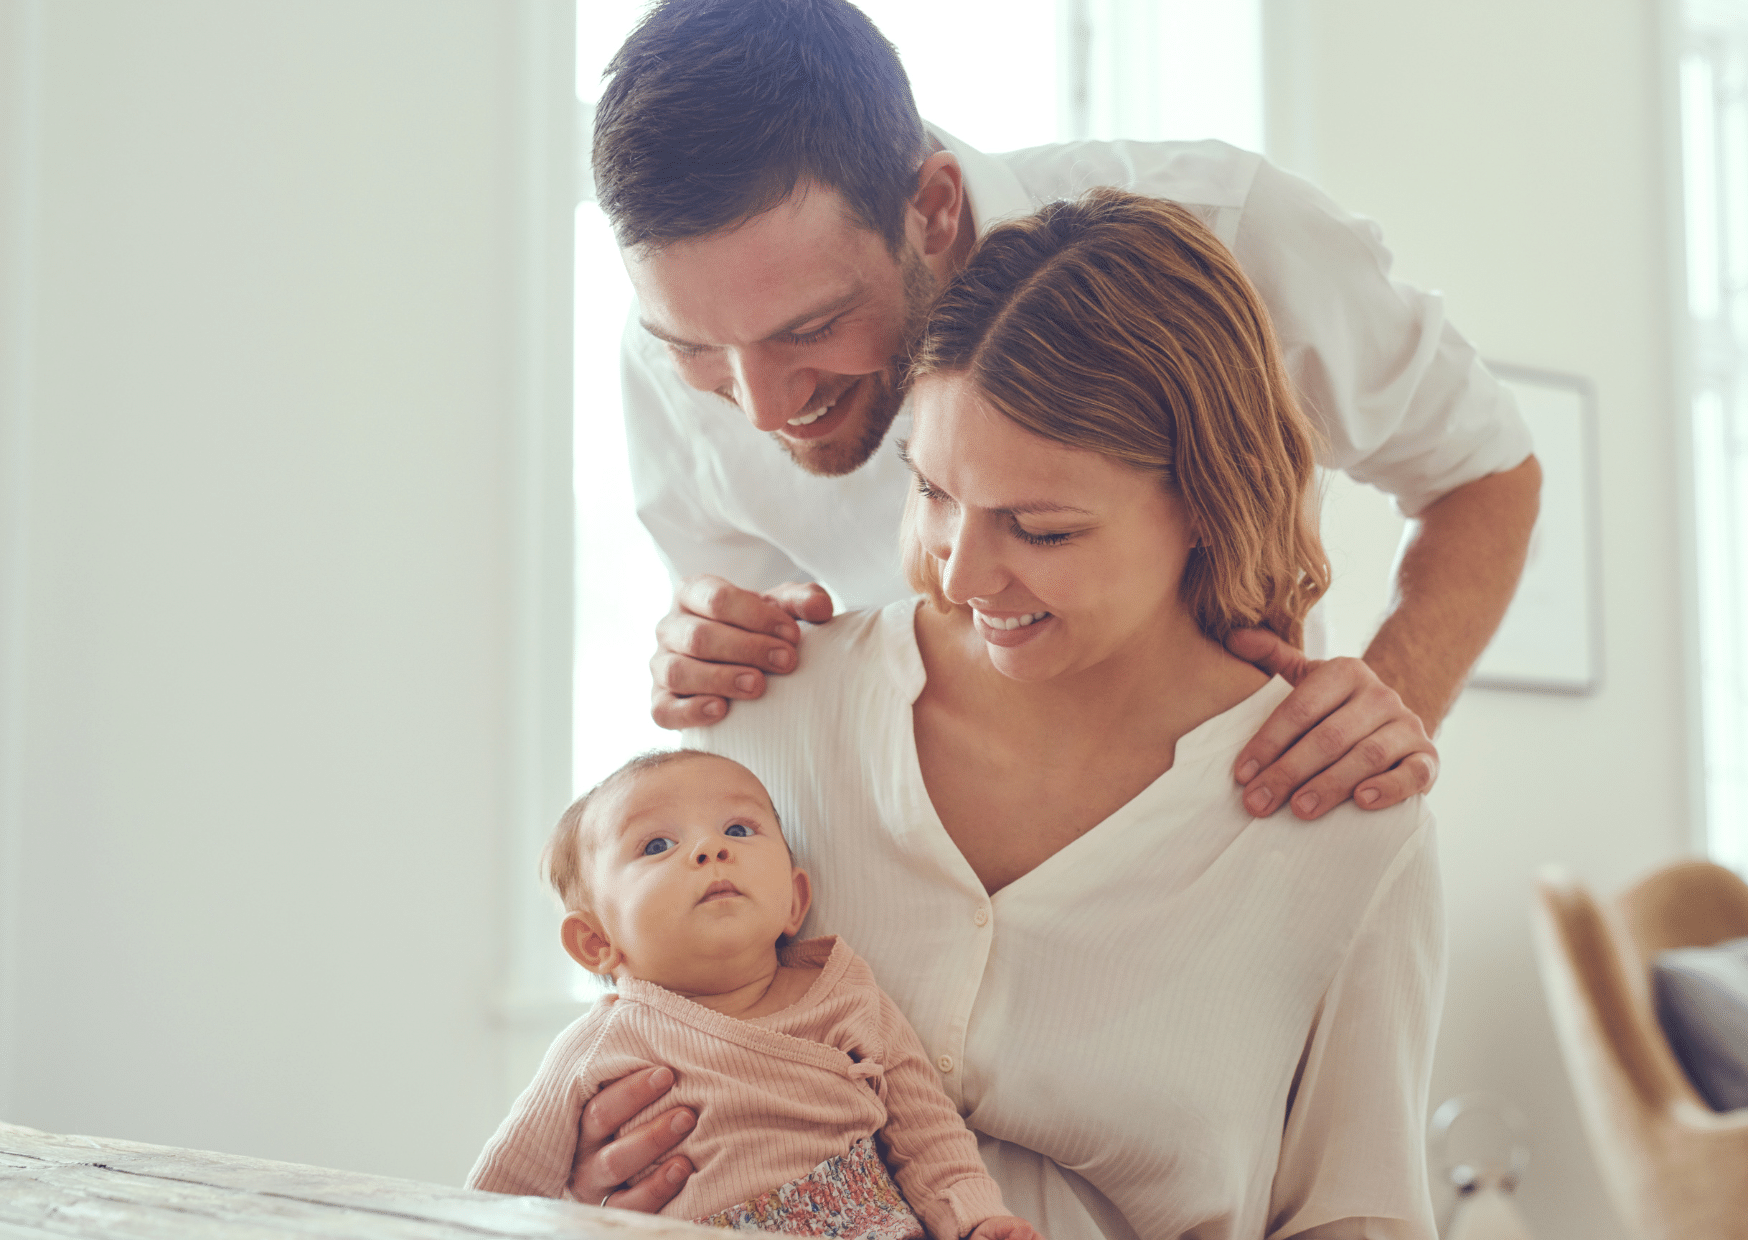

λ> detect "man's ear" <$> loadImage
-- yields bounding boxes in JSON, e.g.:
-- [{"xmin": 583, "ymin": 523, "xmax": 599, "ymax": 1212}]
[
  {"xmin": 561, "ymin": 911, "xmax": 622, "ymax": 976},
  {"xmin": 908, "ymin": 150, "xmax": 966, "ymax": 260},
  {"xmin": 785, "ymin": 868, "xmax": 813, "ymax": 938}
]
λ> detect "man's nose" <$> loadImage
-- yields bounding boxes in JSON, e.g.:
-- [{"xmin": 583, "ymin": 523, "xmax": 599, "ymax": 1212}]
[{"xmin": 727, "ymin": 348, "xmax": 813, "ymax": 433}]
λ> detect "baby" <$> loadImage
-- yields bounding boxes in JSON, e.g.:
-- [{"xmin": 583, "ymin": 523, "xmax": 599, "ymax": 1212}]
[{"xmin": 467, "ymin": 748, "xmax": 1041, "ymax": 1240}]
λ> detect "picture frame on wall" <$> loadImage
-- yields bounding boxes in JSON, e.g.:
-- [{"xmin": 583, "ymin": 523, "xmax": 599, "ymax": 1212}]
[{"xmin": 1470, "ymin": 364, "xmax": 1603, "ymax": 694}]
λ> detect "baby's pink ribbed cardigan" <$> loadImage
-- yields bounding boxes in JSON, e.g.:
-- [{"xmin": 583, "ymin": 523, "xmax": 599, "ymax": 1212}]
[{"xmin": 467, "ymin": 936, "xmax": 1007, "ymax": 1240}]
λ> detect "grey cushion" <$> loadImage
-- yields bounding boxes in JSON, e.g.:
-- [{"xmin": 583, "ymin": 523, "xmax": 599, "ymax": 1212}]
[{"xmin": 1654, "ymin": 935, "xmax": 1748, "ymax": 1112}]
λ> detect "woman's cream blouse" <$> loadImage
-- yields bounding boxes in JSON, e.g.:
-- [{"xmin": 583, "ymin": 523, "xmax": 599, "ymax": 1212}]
[{"xmin": 687, "ymin": 599, "xmax": 1445, "ymax": 1240}]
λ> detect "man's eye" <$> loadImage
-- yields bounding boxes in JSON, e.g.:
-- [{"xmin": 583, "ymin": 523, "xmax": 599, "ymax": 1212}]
[
  {"xmin": 786, "ymin": 321, "xmax": 836, "ymax": 347},
  {"xmin": 641, "ymin": 837, "xmax": 678, "ymax": 856},
  {"xmin": 724, "ymin": 823, "xmax": 753, "ymax": 838}
]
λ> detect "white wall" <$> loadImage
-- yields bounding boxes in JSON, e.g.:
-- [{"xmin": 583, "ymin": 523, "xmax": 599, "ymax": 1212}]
[
  {"xmin": 1268, "ymin": 2, "xmax": 1691, "ymax": 1236},
  {"xmin": 0, "ymin": 0, "xmax": 574, "ymax": 1185}
]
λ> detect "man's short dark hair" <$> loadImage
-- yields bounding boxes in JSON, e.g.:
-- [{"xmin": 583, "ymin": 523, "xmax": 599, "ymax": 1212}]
[{"xmin": 592, "ymin": 0, "xmax": 930, "ymax": 252}]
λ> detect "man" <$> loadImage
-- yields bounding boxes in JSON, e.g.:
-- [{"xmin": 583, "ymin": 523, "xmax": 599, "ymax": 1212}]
[{"xmin": 579, "ymin": 0, "xmax": 1537, "ymax": 1202}]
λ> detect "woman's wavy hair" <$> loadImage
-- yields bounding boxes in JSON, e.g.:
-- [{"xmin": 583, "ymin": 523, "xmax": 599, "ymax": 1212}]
[{"xmin": 904, "ymin": 189, "xmax": 1329, "ymax": 648}]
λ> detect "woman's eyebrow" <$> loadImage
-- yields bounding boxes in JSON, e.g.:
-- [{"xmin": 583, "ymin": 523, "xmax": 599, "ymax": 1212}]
[
  {"xmin": 999, "ymin": 500, "xmax": 1094, "ymax": 517},
  {"xmin": 895, "ymin": 441, "xmax": 951, "ymax": 503},
  {"xmin": 895, "ymin": 442, "xmax": 1092, "ymax": 518}
]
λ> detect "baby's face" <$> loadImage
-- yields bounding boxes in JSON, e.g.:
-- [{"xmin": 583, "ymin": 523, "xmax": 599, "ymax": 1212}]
[{"xmin": 576, "ymin": 755, "xmax": 808, "ymax": 991}]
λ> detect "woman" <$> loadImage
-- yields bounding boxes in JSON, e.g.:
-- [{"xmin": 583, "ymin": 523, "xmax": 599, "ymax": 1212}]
[{"xmin": 678, "ymin": 190, "xmax": 1442, "ymax": 1240}]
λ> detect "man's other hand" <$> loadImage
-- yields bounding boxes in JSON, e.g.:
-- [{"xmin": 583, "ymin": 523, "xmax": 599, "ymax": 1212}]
[
  {"xmin": 1224, "ymin": 628, "xmax": 1439, "ymax": 820},
  {"xmin": 651, "ymin": 575, "xmax": 835, "ymax": 729},
  {"xmin": 572, "ymin": 1066, "xmax": 694, "ymax": 1211}
]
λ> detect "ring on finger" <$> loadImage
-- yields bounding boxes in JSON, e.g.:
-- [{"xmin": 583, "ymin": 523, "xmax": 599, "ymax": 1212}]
[{"xmin": 600, "ymin": 1193, "xmax": 614, "ymax": 1209}]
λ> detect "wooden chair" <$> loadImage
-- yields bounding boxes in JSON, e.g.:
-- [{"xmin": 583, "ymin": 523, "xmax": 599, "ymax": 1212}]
[
  {"xmin": 1531, "ymin": 865, "xmax": 1748, "ymax": 1240},
  {"xmin": 1616, "ymin": 859, "xmax": 1748, "ymax": 970}
]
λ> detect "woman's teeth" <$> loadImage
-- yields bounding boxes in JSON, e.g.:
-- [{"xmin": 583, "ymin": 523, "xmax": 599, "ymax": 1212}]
[
  {"xmin": 975, "ymin": 610, "xmax": 1049, "ymax": 631},
  {"xmin": 787, "ymin": 401, "xmax": 835, "ymax": 427}
]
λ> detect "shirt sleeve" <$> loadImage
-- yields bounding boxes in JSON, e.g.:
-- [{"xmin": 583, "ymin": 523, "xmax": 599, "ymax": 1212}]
[
  {"xmin": 874, "ymin": 987, "xmax": 1011, "ymax": 1239},
  {"xmin": 1234, "ymin": 160, "xmax": 1533, "ymax": 517},
  {"xmin": 466, "ymin": 1002, "xmax": 651, "ymax": 1199},
  {"xmin": 620, "ymin": 315, "xmax": 811, "ymax": 591},
  {"xmin": 1266, "ymin": 809, "xmax": 1446, "ymax": 1240}
]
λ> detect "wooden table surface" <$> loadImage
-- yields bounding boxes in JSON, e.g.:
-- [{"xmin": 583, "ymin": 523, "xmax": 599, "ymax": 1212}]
[{"xmin": 0, "ymin": 1122, "xmax": 716, "ymax": 1239}]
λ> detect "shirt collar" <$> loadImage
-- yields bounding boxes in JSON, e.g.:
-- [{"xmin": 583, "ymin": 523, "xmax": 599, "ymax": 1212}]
[{"xmin": 925, "ymin": 122, "xmax": 1035, "ymax": 238}]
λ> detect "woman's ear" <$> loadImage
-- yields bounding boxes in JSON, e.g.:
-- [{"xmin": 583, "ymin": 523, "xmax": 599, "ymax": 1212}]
[
  {"xmin": 561, "ymin": 911, "xmax": 622, "ymax": 976},
  {"xmin": 785, "ymin": 868, "xmax": 813, "ymax": 938}
]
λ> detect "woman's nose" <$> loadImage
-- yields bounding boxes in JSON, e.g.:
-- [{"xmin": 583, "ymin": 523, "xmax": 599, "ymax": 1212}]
[{"xmin": 939, "ymin": 517, "xmax": 1006, "ymax": 606}]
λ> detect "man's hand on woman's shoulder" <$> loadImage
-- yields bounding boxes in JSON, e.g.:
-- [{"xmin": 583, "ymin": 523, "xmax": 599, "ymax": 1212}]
[
  {"xmin": 1224, "ymin": 628, "xmax": 1439, "ymax": 821},
  {"xmin": 650, "ymin": 576, "xmax": 835, "ymax": 729}
]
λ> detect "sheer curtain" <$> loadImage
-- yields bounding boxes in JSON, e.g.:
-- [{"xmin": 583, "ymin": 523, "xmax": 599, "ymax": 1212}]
[{"xmin": 1681, "ymin": 0, "xmax": 1748, "ymax": 872}]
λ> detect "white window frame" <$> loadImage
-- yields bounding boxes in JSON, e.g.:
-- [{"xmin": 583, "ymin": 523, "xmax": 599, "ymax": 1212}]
[{"xmin": 1677, "ymin": 0, "xmax": 1748, "ymax": 872}]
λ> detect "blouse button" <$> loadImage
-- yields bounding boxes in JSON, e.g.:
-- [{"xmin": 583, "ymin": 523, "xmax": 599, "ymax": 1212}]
[
  {"xmin": 937, "ymin": 1055, "xmax": 955, "ymax": 1074},
  {"xmin": 973, "ymin": 907, "xmax": 989, "ymax": 927}
]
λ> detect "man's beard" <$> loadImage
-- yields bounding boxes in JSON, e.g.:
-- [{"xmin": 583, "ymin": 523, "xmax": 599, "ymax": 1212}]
[{"xmin": 773, "ymin": 245, "xmax": 939, "ymax": 478}]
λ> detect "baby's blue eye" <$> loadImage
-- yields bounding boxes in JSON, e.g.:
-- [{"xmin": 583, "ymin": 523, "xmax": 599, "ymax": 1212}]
[
  {"xmin": 724, "ymin": 823, "xmax": 752, "ymax": 838},
  {"xmin": 641, "ymin": 837, "xmax": 677, "ymax": 856}
]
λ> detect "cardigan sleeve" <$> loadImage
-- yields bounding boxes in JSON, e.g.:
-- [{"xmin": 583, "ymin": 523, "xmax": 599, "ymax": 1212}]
[
  {"xmin": 873, "ymin": 987, "xmax": 1012, "ymax": 1239},
  {"xmin": 1265, "ymin": 810, "xmax": 1445, "ymax": 1240},
  {"xmin": 467, "ymin": 1000, "xmax": 653, "ymax": 1199}
]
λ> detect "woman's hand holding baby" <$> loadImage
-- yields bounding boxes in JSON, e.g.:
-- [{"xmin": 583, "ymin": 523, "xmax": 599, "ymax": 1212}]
[
  {"xmin": 570, "ymin": 1066, "xmax": 694, "ymax": 1211},
  {"xmin": 969, "ymin": 1215, "xmax": 1046, "ymax": 1240}
]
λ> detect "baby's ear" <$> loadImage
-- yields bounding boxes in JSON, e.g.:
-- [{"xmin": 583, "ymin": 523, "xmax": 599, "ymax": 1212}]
[
  {"xmin": 785, "ymin": 868, "xmax": 812, "ymax": 938},
  {"xmin": 561, "ymin": 911, "xmax": 622, "ymax": 976}
]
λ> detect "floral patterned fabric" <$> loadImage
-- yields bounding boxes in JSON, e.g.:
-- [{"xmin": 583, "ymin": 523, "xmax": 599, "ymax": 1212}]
[{"xmin": 696, "ymin": 1134, "xmax": 926, "ymax": 1239}]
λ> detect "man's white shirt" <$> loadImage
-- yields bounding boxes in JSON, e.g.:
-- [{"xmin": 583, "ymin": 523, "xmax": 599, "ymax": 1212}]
[{"xmin": 620, "ymin": 126, "xmax": 1534, "ymax": 610}]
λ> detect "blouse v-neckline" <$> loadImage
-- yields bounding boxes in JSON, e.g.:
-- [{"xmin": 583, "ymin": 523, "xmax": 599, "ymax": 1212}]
[{"xmin": 884, "ymin": 597, "xmax": 1292, "ymax": 903}]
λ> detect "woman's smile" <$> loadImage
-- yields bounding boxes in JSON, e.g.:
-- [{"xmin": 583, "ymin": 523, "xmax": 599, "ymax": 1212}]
[{"xmin": 972, "ymin": 609, "xmax": 1054, "ymax": 646}]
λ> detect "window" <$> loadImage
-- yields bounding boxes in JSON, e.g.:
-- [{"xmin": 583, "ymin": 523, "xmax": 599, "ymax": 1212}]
[{"xmin": 1680, "ymin": 0, "xmax": 1748, "ymax": 871}]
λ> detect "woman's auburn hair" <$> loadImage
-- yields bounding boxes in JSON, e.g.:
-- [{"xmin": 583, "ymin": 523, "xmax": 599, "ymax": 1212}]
[{"xmin": 902, "ymin": 188, "xmax": 1330, "ymax": 650}]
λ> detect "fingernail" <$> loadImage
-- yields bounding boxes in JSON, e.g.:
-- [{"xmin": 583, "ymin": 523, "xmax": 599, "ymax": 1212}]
[
  {"xmin": 702, "ymin": 699, "xmax": 724, "ymax": 719},
  {"xmin": 1236, "ymin": 760, "xmax": 1259, "ymax": 783},
  {"xmin": 1245, "ymin": 787, "xmax": 1273, "ymax": 815},
  {"xmin": 1295, "ymin": 792, "xmax": 1319, "ymax": 816},
  {"xmin": 671, "ymin": 1111, "xmax": 695, "ymax": 1134},
  {"xmin": 734, "ymin": 673, "xmax": 757, "ymax": 693},
  {"xmin": 768, "ymin": 647, "xmax": 793, "ymax": 670},
  {"xmin": 667, "ymin": 1161, "xmax": 689, "ymax": 1184},
  {"xmin": 1358, "ymin": 787, "xmax": 1380, "ymax": 807},
  {"xmin": 648, "ymin": 1066, "xmax": 673, "ymax": 1090}
]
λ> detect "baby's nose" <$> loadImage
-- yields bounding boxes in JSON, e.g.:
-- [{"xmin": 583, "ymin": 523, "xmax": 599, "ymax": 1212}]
[{"xmin": 693, "ymin": 845, "xmax": 730, "ymax": 864}]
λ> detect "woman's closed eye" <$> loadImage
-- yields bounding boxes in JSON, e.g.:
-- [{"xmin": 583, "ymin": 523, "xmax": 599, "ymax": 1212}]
[
  {"xmin": 1012, "ymin": 522, "xmax": 1075, "ymax": 547},
  {"xmin": 641, "ymin": 836, "xmax": 679, "ymax": 856}
]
